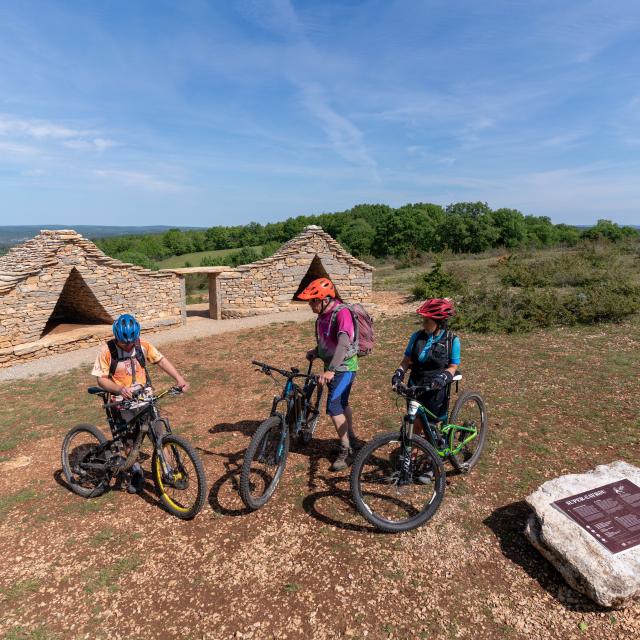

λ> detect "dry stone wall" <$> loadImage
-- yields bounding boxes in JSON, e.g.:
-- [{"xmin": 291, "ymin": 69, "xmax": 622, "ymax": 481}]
[
  {"xmin": 216, "ymin": 225, "xmax": 373, "ymax": 319},
  {"xmin": 0, "ymin": 230, "xmax": 185, "ymax": 368}
]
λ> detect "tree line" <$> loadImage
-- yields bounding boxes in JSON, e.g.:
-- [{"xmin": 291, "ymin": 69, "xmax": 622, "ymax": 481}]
[{"xmin": 94, "ymin": 202, "xmax": 639, "ymax": 269}]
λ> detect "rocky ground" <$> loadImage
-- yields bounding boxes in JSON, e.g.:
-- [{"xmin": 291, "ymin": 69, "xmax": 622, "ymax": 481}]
[{"xmin": 0, "ymin": 312, "xmax": 639, "ymax": 639}]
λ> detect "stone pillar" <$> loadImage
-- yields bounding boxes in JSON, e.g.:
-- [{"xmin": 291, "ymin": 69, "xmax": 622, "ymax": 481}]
[
  {"xmin": 179, "ymin": 276, "xmax": 187, "ymax": 321},
  {"xmin": 208, "ymin": 274, "xmax": 222, "ymax": 319}
]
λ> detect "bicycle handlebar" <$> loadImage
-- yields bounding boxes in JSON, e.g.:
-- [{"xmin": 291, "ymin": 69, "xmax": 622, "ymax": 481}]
[
  {"xmin": 393, "ymin": 382, "xmax": 435, "ymax": 397},
  {"xmin": 251, "ymin": 360, "xmax": 318, "ymax": 382},
  {"xmin": 103, "ymin": 386, "xmax": 183, "ymax": 409}
]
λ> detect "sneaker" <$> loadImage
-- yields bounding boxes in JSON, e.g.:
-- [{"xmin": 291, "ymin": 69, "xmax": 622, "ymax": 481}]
[
  {"xmin": 414, "ymin": 469, "xmax": 435, "ymax": 485},
  {"xmin": 127, "ymin": 463, "xmax": 145, "ymax": 494},
  {"xmin": 330, "ymin": 445, "xmax": 351, "ymax": 472}
]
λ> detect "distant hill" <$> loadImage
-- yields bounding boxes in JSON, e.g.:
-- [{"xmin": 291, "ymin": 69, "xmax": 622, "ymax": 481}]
[{"xmin": 0, "ymin": 225, "xmax": 203, "ymax": 250}]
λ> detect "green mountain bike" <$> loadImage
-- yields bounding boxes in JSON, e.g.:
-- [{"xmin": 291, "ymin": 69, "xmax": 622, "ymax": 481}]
[{"xmin": 350, "ymin": 375, "xmax": 488, "ymax": 533}]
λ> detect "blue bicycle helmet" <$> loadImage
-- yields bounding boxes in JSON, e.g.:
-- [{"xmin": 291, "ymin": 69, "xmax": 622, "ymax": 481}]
[{"xmin": 112, "ymin": 313, "xmax": 140, "ymax": 343}]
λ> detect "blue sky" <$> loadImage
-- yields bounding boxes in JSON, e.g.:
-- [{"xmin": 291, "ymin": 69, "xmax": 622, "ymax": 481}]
[{"xmin": 0, "ymin": 0, "xmax": 639, "ymax": 227}]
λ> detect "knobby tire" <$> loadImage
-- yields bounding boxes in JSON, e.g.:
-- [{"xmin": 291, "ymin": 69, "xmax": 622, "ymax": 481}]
[
  {"xmin": 447, "ymin": 390, "xmax": 488, "ymax": 473},
  {"xmin": 152, "ymin": 433, "xmax": 207, "ymax": 520},
  {"xmin": 60, "ymin": 424, "xmax": 109, "ymax": 498},
  {"xmin": 350, "ymin": 432, "xmax": 445, "ymax": 533},
  {"xmin": 240, "ymin": 416, "xmax": 289, "ymax": 510}
]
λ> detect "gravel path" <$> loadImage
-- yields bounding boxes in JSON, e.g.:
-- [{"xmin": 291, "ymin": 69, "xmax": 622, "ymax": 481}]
[{"xmin": 0, "ymin": 306, "xmax": 314, "ymax": 382}]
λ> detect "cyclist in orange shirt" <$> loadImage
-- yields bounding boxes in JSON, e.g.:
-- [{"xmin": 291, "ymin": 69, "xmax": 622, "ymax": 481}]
[{"xmin": 91, "ymin": 314, "xmax": 189, "ymax": 492}]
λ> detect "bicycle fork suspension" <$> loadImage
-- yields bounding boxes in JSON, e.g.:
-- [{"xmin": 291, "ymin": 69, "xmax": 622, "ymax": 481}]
[{"xmin": 400, "ymin": 400, "xmax": 420, "ymax": 482}]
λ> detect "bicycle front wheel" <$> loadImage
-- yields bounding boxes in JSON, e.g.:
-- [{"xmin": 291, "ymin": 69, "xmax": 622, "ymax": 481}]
[
  {"xmin": 152, "ymin": 434, "xmax": 207, "ymax": 520},
  {"xmin": 240, "ymin": 416, "xmax": 289, "ymax": 510},
  {"xmin": 447, "ymin": 390, "xmax": 488, "ymax": 473},
  {"xmin": 61, "ymin": 424, "xmax": 109, "ymax": 498},
  {"xmin": 350, "ymin": 432, "xmax": 445, "ymax": 533}
]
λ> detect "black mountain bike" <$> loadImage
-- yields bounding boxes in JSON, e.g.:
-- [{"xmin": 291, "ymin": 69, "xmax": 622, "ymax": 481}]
[
  {"xmin": 61, "ymin": 386, "xmax": 207, "ymax": 520},
  {"xmin": 239, "ymin": 360, "xmax": 323, "ymax": 510},
  {"xmin": 350, "ymin": 374, "xmax": 487, "ymax": 533}
]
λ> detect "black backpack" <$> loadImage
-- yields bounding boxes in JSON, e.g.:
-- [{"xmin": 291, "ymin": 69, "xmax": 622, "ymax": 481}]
[{"xmin": 107, "ymin": 338, "xmax": 150, "ymax": 385}]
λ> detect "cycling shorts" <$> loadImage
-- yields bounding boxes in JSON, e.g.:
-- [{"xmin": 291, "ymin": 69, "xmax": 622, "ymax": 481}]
[{"xmin": 326, "ymin": 371, "xmax": 356, "ymax": 417}]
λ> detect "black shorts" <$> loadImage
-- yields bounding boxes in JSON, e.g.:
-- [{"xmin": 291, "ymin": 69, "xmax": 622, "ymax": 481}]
[{"xmin": 415, "ymin": 386, "xmax": 449, "ymax": 422}]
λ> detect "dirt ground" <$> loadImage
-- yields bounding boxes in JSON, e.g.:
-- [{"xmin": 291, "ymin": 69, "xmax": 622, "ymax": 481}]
[{"xmin": 1, "ymin": 311, "xmax": 639, "ymax": 640}]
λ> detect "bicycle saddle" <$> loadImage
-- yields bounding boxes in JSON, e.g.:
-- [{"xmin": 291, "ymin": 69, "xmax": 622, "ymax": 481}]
[{"xmin": 87, "ymin": 386, "xmax": 106, "ymax": 395}]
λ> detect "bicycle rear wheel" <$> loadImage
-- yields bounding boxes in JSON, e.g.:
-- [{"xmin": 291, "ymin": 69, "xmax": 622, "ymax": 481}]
[
  {"xmin": 350, "ymin": 432, "xmax": 445, "ymax": 533},
  {"xmin": 447, "ymin": 390, "xmax": 488, "ymax": 473},
  {"xmin": 61, "ymin": 424, "xmax": 109, "ymax": 498},
  {"xmin": 240, "ymin": 416, "xmax": 289, "ymax": 510},
  {"xmin": 152, "ymin": 434, "xmax": 207, "ymax": 520}
]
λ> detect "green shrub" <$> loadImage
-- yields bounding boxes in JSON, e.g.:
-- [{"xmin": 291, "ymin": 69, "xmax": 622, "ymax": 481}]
[
  {"xmin": 499, "ymin": 245, "xmax": 626, "ymax": 288},
  {"xmin": 455, "ymin": 277, "xmax": 640, "ymax": 334},
  {"xmin": 412, "ymin": 259, "xmax": 465, "ymax": 299},
  {"xmin": 261, "ymin": 241, "xmax": 281, "ymax": 259},
  {"xmin": 454, "ymin": 285, "xmax": 573, "ymax": 333},
  {"xmin": 230, "ymin": 246, "xmax": 261, "ymax": 266},
  {"xmin": 566, "ymin": 281, "xmax": 640, "ymax": 323},
  {"xmin": 200, "ymin": 254, "xmax": 229, "ymax": 267},
  {"xmin": 112, "ymin": 251, "xmax": 158, "ymax": 270}
]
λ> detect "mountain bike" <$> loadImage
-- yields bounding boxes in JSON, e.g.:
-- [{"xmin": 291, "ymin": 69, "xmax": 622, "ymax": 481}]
[
  {"xmin": 61, "ymin": 386, "xmax": 207, "ymax": 520},
  {"xmin": 350, "ymin": 374, "xmax": 488, "ymax": 533},
  {"xmin": 239, "ymin": 360, "xmax": 323, "ymax": 510}
]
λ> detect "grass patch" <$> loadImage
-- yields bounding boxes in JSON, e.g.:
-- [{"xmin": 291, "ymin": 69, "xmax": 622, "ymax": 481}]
[
  {"xmin": 85, "ymin": 554, "xmax": 142, "ymax": 593},
  {"xmin": 1, "ymin": 578, "xmax": 40, "ymax": 602},
  {"xmin": 90, "ymin": 528, "xmax": 115, "ymax": 546},
  {"xmin": 64, "ymin": 493, "xmax": 114, "ymax": 515},
  {"xmin": 4, "ymin": 626, "xmax": 59, "ymax": 640},
  {"xmin": 0, "ymin": 488, "xmax": 39, "ymax": 520}
]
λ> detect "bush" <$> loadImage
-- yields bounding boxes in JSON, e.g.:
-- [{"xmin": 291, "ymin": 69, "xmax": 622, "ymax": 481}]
[
  {"xmin": 230, "ymin": 246, "xmax": 261, "ymax": 266},
  {"xmin": 454, "ymin": 277, "xmax": 640, "ymax": 334},
  {"xmin": 566, "ymin": 281, "xmax": 640, "ymax": 324},
  {"xmin": 261, "ymin": 241, "xmax": 281, "ymax": 259},
  {"xmin": 499, "ymin": 245, "xmax": 625, "ymax": 288},
  {"xmin": 412, "ymin": 259, "xmax": 465, "ymax": 299},
  {"xmin": 200, "ymin": 254, "xmax": 229, "ymax": 267},
  {"xmin": 113, "ymin": 251, "xmax": 157, "ymax": 270},
  {"xmin": 454, "ymin": 286, "xmax": 573, "ymax": 333}
]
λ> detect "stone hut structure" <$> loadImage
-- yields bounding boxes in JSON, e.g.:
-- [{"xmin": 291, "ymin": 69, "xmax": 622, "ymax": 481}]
[
  {"xmin": 0, "ymin": 230, "xmax": 185, "ymax": 368},
  {"xmin": 211, "ymin": 225, "xmax": 373, "ymax": 319}
]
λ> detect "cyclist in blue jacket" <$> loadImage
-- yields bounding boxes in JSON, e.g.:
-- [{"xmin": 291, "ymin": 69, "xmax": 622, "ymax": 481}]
[{"xmin": 392, "ymin": 298, "xmax": 460, "ymax": 433}]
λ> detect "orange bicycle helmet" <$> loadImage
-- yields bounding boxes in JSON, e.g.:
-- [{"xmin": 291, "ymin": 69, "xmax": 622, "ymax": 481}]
[
  {"xmin": 297, "ymin": 277, "xmax": 336, "ymax": 300},
  {"xmin": 416, "ymin": 298, "xmax": 455, "ymax": 320}
]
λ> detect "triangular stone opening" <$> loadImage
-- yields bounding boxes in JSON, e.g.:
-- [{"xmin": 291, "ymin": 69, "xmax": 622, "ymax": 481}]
[
  {"xmin": 292, "ymin": 254, "xmax": 339, "ymax": 301},
  {"xmin": 40, "ymin": 267, "xmax": 114, "ymax": 338}
]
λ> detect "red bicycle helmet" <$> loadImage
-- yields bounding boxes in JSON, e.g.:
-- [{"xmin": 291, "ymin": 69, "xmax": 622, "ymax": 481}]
[
  {"xmin": 297, "ymin": 277, "xmax": 336, "ymax": 301},
  {"xmin": 416, "ymin": 298, "xmax": 455, "ymax": 320}
]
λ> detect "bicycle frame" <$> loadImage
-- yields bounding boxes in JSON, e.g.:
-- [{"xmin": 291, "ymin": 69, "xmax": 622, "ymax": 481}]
[
  {"xmin": 267, "ymin": 361, "xmax": 320, "ymax": 451},
  {"xmin": 395, "ymin": 381, "xmax": 478, "ymax": 459},
  {"xmin": 90, "ymin": 389, "xmax": 177, "ymax": 478},
  {"xmin": 411, "ymin": 403, "xmax": 478, "ymax": 458}
]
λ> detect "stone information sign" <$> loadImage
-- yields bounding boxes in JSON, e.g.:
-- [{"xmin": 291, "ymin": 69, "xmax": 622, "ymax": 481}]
[{"xmin": 553, "ymin": 479, "xmax": 640, "ymax": 554}]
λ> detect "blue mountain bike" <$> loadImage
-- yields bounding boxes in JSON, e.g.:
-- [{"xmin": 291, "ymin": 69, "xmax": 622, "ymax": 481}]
[{"xmin": 239, "ymin": 360, "xmax": 323, "ymax": 510}]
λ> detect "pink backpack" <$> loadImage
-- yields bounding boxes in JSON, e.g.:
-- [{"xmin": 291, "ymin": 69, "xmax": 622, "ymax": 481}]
[{"xmin": 330, "ymin": 303, "xmax": 375, "ymax": 357}]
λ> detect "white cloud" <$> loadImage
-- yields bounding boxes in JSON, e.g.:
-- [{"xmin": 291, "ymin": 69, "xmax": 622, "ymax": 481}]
[
  {"xmin": 0, "ymin": 114, "xmax": 118, "ymax": 153},
  {"xmin": 63, "ymin": 137, "xmax": 119, "ymax": 152},
  {"xmin": 0, "ymin": 140, "xmax": 41, "ymax": 156},
  {"xmin": 0, "ymin": 114, "xmax": 85, "ymax": 139},
  {"xmin": 93, "ymin": 169, "xmax": 186, "ymax": 193},
  {"xmin": 298, "ymin": 82, "xmax": 377, "ymax": 174}
]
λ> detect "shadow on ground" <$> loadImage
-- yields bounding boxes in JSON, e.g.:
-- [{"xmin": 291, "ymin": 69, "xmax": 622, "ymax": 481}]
[{"xmin": 484, "ymin": 501, "xmax": 609, "ymax": 613}]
